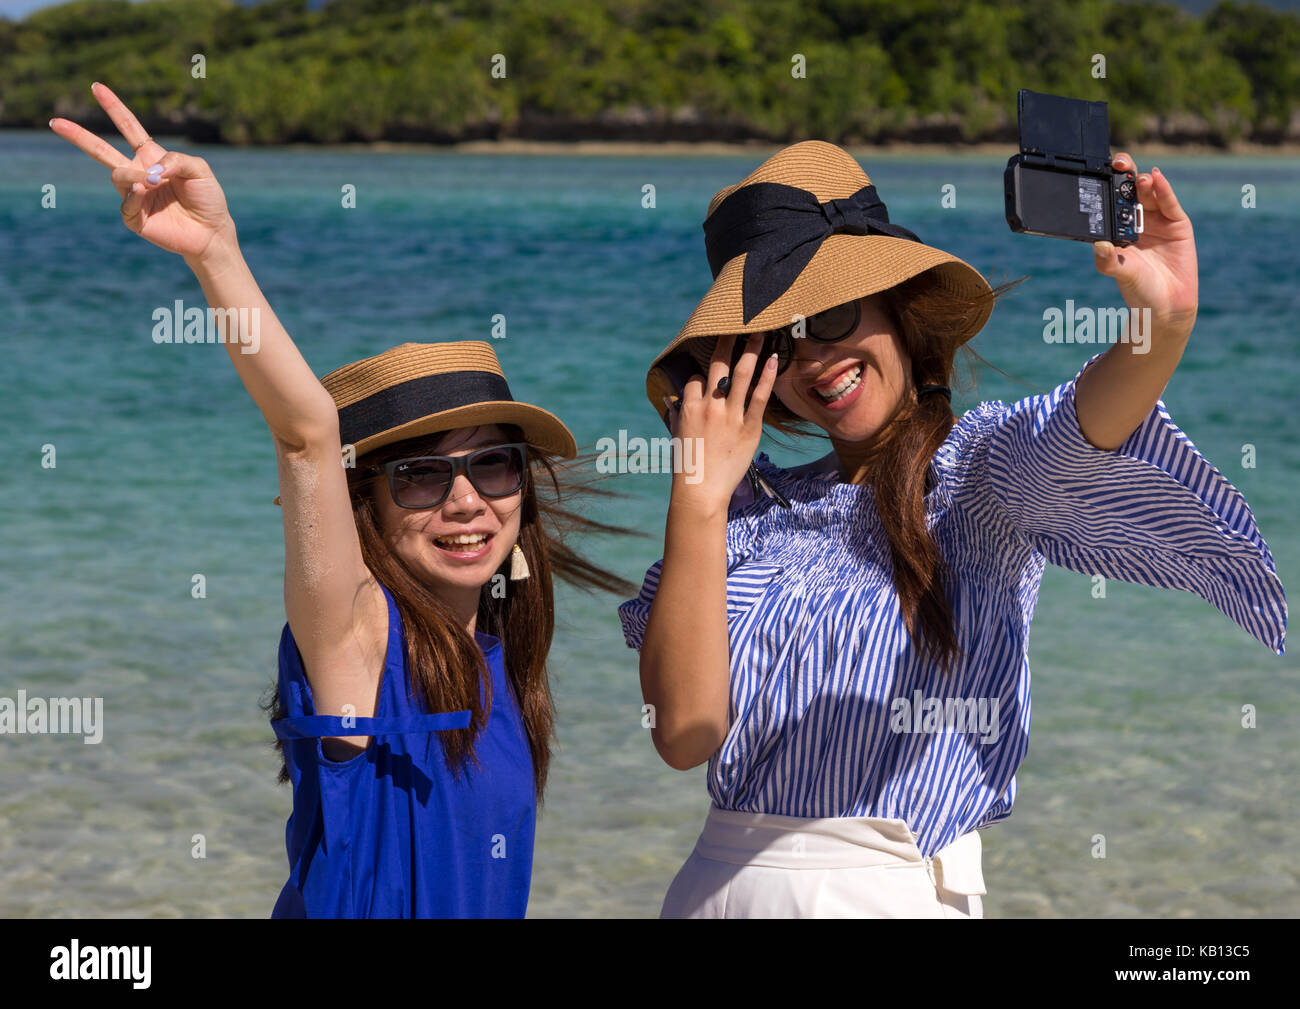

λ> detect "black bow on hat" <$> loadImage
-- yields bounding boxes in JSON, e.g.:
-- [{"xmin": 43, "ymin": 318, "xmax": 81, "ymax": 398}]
[{"xmin": 703, "ymin": 181, "xmax": 923, "ymax": 324}]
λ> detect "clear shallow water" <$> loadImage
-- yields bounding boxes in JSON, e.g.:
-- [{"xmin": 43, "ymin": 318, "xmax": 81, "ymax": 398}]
[{"xmin": 1, "ymin": 131, "xmax": 1296, "ymax": 917}]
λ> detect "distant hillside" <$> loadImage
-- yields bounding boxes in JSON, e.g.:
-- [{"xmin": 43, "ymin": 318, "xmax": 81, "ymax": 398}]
[{"xmin": 3, "ymin": 0, "xmax": 1297, "ymax": 146}]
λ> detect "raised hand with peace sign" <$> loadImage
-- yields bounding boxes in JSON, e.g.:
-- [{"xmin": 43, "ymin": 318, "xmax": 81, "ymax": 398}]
[
  {"xmin": 50, "ymin": 81, "xmax": 235, "ymax": 263},
  {"xmin": 49, "ymin": 82, "xmax": 380, "ymax": 746}
]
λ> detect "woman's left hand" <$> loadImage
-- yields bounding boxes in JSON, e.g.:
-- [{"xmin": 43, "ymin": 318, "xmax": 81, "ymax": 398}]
[{"xmin": 1092, "ymin": 153, "xmax": 1198, "ymax": 338}]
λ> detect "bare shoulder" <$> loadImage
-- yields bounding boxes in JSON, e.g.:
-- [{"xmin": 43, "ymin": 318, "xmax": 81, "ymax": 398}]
[{"xmin": 294, "ymin": 573, "xmax": 390, "ymax": 757}]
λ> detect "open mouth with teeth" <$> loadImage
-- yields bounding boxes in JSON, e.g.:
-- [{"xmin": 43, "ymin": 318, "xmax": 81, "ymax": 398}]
[
  {"xmin": 813, "ymin": 363, "xmax": 862, "ymax": 403},
  {"xmin": 432, "ymin": 531, "xmax": 495, "ymax": 557}
]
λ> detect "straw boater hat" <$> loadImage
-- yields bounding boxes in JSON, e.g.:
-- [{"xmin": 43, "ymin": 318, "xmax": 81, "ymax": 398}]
[
  {"xmin": 273, "ymin": 341, "xmax": 575, "ymax": 504},
  {"xmin": 645, "ymin": 140, "xmax": 995, "ymax": 413}
]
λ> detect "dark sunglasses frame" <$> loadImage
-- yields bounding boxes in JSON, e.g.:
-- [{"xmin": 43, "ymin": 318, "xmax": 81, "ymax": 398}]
[
  {"xmin": 359, "ymin": 442, "xmax": 530, "ymax": 510},
  {"xmin": 728, "ymin": 298, "xmax": 863, "ymax": 375}
]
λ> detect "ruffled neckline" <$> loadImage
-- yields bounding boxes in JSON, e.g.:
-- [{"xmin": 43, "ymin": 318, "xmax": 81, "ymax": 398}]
[
  {"xmin": 749, "ymin": 402, "xmax": 996, "ymax": 502},
  {"xmin": 755, "ymin": 450, "xmax": 842, "ymax": 483},
  {"xmin": 752, "ymin": 450, "xmax": 946, "ymax": 503}
]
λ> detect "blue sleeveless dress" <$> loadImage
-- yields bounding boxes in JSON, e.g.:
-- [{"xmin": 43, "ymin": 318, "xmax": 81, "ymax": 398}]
[{"xmin": 270, "ymin": 582, "xmax": 536, "ymax": 918}]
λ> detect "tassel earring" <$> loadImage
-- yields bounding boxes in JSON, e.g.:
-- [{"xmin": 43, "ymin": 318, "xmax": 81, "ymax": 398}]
[{"xmin": 509, "ymin": 542, "xmax": 530, "ymax": 580}]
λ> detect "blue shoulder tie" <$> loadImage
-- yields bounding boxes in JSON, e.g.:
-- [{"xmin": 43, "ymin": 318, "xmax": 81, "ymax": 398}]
[{"xmin": 272, "ymin": 711, "xmax": 472, "ymax": 740}]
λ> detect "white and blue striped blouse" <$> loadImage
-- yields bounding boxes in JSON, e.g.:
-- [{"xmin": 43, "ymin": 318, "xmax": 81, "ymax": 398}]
[{"xmin": 617, "ymin": 350, "xmax": 1287, "ymax": 859}]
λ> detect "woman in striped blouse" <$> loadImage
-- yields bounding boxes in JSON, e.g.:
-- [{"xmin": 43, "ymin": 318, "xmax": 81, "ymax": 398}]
[{"xmin": 617, "ymin": 141, "xmax": 1286, "ymax": 918}]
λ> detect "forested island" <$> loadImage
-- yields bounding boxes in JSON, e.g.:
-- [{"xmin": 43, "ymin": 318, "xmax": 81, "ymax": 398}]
[{"xmin": 3, "ymin": 0, "xmax": 1296, "ymax": 147}]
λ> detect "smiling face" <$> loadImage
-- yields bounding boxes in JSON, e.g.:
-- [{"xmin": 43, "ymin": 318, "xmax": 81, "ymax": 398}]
[
  {"xmin": 371, "ymin": 424, "xmax": 525, "ymax": 624},
  {"xmin": 771, "ymin": 293, "xmax": 913, "ymax": 442}
]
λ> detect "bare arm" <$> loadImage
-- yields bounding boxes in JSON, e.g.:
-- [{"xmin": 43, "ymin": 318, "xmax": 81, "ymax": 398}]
[
  {"xmin": 1075, "ymin": 154, "xmax": 1198, "ymax": 450},
  {"xmin": 186, "ymin": 234, "xmax": 385, "ymax": 758},
  {"xmin": 640, "ymin": 496, "xmax": 731, "ymax": 771},
  {"xmin": 53, "ymin": 84, "xmax": 384, "ymax": 756},
  {"xmin": 639, "ymin": 335, "xmax": 777, "ymax": 770}
]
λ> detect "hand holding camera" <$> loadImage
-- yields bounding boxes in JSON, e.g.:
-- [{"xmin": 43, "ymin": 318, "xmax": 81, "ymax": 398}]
[{"xmin": 1006, "ymin": 89, "xmax": 1198, "ymax": 340}]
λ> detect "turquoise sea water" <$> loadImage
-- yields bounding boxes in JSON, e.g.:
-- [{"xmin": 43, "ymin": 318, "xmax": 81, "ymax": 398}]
[{"xmin": 1, "ymin": 129, "xmax": 1296, "ymax": 917}]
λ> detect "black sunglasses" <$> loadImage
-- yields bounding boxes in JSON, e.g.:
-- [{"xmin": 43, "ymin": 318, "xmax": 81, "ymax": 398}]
[
  {"xmin": 728, "ymin": 298, "xmax": 862, "ymax": 375},
  {"xmin": 361, "ymin": 442, "xmax": 529, "ymax": 510}
]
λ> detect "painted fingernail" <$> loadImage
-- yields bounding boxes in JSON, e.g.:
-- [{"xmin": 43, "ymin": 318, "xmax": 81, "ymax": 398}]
[{"xmin": 766, "ymin": 353, "xmax": 778, "ymax": 369}]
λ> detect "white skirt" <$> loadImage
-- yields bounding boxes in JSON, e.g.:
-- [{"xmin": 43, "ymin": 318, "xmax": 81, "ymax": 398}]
[{"xmin": 661, "ymin": 804, "xmax": 986, "ymax": 918}]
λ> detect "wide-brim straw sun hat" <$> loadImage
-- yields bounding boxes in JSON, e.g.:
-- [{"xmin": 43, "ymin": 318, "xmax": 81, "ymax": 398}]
[
  {"xmin": 645, "ymin": 140, "xmax": 994, "ymax": 413},
  {"xmin": 273, "ymin": 340, "xmax": 576, "ymax": 505}
]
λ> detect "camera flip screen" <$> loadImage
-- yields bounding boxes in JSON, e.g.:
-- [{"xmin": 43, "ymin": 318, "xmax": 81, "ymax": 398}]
[{"xmin": 1018, "ymin": 91, "xmax": 1111, "ymax": 165}]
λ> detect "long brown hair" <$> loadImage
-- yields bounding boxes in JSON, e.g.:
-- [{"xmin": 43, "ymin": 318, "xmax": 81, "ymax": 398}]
[
  {"xmin": 263, "ymin": 423, "xmax": 642, "ymax": 800},
  {"xmin": 762, "ymin": 272, "xmax": 1028, "ymax": 674}
]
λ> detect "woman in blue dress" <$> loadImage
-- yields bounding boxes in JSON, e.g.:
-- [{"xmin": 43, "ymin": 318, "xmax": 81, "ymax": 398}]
[
  {"xmin": 53, "ymin": 83, "xmax": 637, "ymax": 918},
  {"xmin": 619, "ymin": 141, "xmax": 1287, "ymax": 917}
]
